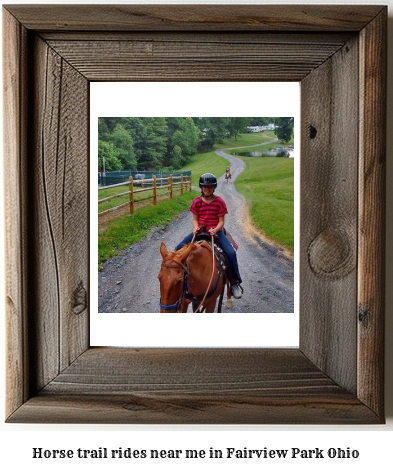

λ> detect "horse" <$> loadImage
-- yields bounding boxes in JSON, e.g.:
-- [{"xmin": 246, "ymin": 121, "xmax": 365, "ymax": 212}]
[
  {"xmin": 158, "ymin": 239, "xmax": 233, "ymax": 313},
  {"xmin": 225, "ymin": 168, "xmax": 232, "ymax": 183}
]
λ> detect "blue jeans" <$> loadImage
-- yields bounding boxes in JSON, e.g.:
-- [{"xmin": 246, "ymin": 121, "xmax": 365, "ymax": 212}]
[{"xmin": 175, "ymin": 230, "xmax": 242, "ymax": 284}]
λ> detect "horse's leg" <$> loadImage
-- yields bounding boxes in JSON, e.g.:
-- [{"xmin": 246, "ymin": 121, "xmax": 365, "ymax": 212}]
[
  {"xmin": 180, "ymin": 300, "xmax": 190, "ymax": 313},
  {"xmin": 192, "ymin": 300, "xmax": 203, "ymax": 312},
  {"xmin": 226, "ymin": 282, "xmax": 234, "ymax": 309},
  {"xmin": 203, "ymin": 300, "xmax": 216, "ymax": 313}
]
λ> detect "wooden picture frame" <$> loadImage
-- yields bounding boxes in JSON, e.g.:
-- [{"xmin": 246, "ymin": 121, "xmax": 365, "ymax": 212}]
[{"xmin": 3, "ymin": 5, "xmax": 386, "ymax": 424}]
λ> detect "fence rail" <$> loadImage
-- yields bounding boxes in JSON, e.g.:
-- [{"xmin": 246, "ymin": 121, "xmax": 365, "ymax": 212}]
[
  {"xmin": 98, "ymin": 169, "xmax": 191, "ymax": 187},
  {"xmin": 98, "ymin": 173, "xmax": 192, "ymax": 224}
]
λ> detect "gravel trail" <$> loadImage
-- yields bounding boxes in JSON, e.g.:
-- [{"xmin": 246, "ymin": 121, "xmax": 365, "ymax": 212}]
[{"xmin": 98, "ymin": 144, "xmax": 294, "ymax": 313}]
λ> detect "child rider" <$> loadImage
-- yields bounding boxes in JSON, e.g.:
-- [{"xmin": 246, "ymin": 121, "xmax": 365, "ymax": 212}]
[{"xmin": 175, "ymin": 173, "xmax": 243, "ymax": 299}]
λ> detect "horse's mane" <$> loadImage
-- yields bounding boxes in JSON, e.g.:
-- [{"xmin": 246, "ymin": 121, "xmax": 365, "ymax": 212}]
[
  {"xmin": 164, "ymin": 241, "xmax": 212, "ymax": 266},
  {"xmin": 164, "ymin": 243, "xmax": 194, "ymax": 264}
]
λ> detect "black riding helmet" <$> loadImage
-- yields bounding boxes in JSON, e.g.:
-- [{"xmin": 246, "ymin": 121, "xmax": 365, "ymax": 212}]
[{"xmin": 199, "ymin": 173, "xmax": 217, "ymax": 188}]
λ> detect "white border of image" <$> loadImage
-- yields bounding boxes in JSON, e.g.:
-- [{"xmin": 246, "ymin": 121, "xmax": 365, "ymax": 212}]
[{"xmin": 90, "ymin": 82, "xmax": 300, "ymax": 347}]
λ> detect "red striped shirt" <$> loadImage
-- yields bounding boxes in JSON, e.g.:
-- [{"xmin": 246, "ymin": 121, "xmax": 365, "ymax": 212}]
[{"xmin": 190, "ymin": 196, "xmax": 228, "ymax": 230}]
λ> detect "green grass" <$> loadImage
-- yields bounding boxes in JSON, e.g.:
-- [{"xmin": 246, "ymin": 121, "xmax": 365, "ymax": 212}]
[
  {"xmin": 213, "ymin": 131, "xmax": 277, "ymax": 149},
  {"xmin": 177, "ymin": 132, "xmax": 280, "ymax": 184},
  {"xmin": 98, "ymin": 184, "xmax": 130, "ymax": 213},
  {"xmin": 178, "ymin": 150, "xmax": 228, "ymax": 185},
  {"xmin": 98, "ymin": 183, "xmax": 180, "ymax": 213},
  {"xmin": 98, "ymin": 191, "xmax": 198, "ymax": 270},
  {"xmin": 233, "ymin": 156, "xmax": 294, "ymax": 250}
]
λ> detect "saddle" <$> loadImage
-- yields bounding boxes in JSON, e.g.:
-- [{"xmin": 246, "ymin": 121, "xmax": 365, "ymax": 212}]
[
  {"xmin": 193, "ymin": 227, "xmax": 234, "ymax": 283},
  {"xmin": 194, "ymin": 228, "xmax": 227, "ymax": 267},
  {"xmin": 195, "ymin": 226, "xmax": 238, "ymax": 251}
]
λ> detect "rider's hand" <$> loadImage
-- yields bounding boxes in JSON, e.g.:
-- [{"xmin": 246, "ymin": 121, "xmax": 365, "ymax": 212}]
[{"xmin": 209, "ymin": 227, "xmax": 217, "ymax": 236}]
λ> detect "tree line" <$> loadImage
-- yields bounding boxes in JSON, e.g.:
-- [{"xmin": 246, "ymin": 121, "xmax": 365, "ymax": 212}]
[{"xmin": 98, "ymin": 117, "xmax": 293, "ymax": 171}]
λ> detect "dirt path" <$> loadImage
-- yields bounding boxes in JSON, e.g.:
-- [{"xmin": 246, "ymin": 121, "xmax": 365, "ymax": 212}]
[{"xmin": 98, "ymin": 143, "xmax": 294, "ymax": 313}]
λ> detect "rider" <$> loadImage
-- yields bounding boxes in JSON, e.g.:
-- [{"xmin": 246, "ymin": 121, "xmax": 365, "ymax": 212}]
[{"xmin": 175, "ymin": 173, "xmax": 243, "ymax": 299}]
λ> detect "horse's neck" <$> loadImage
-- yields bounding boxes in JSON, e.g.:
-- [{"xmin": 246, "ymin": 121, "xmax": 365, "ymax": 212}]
[{"xmin": 187, "ymin": 245, "xmax": 214, "ymax": 286}]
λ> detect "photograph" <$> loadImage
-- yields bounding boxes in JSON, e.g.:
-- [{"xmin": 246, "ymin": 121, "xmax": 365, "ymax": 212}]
[{"xmin": 97, "ymin": 116, "xmax": 295, "ymax": 315}]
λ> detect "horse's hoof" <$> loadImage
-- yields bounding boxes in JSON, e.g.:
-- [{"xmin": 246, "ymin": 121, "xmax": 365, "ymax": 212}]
[{"xmin": 226, "ymin": 300, "xmax": 234, "ymax": 309}]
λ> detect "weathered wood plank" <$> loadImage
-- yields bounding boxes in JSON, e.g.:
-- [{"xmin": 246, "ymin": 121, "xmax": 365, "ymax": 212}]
[
  {"xmin": 45, "ymin": 348, "xmax": 340, "ymax": 394},
  {"xmin": 300, "ymin": 36, "xmax": 359, "ymax": 393},
  {"xmin": 46, "ymin": 38, "xmax": 346, "ymax": 81},
  {"xmin": 29, "ymin": 36, "xmax": 89, "ymax": 390},
  {"xmin": 8, "ymin": 393, "xmax": 379, "ymax": 424},
  {"xmin": 3, "ymin": 8, "xmax": 30, "ymax": 418},
  {"xmin": 358, "ymin": 8, "xmax": 387, "ymax": 417},
  {"xmin": 7, "ymin": 349, "xmax": 380, "ymax": 424},
  {"xmin": 3, "ymin": 5, "xmax": 384, "ymax": 32},
  {"xmin": 41, "ymin": 31, "xmax": 354, "ymax": 44}
]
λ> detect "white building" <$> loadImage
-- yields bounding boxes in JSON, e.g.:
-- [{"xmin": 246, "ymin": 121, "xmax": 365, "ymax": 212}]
[{"xmin": 246, "ymin": 123, "xmax": 275, "ymax": 132}]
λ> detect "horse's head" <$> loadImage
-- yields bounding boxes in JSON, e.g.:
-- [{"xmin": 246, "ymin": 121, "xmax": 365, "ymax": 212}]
[{"xmin": 158, "ymin": 242, "xmax": 194, "ymax": 313}]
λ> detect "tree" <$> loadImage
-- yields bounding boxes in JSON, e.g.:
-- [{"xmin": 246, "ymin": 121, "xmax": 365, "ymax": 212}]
[
  {"xmin": 138, "ymin": 117, "xmax": 168, "ymax": 169},
  {"xmin": 274, "ymin": 117, "xmax": 294, "ymax": 143},
  {"xmin": 250, "ymin": 117, "xmax": 272, "ymax": 126},
  {"xmin": 170, "ymin": 145, "xmax": 184, "ymax": 169},
  {"xmin": 227, "ymin": 117, "xmax": 251, "ymax": 140},
  {"xmin": 98, "ymin": 117, "xmax": 110, "ymax": 141},
  {"xmin": 110, "ymin": 123, "xmax": 136, "ymax": 169},
  {"xmin": 98, "ymin": 140, "xmax": 122, "ymax": 171},
  {"xmin": 120, "ymin": 117, "xmax": 148, "ymax": 169},
  {"xmin": 194, "ymin": 117, "xmax": 230, "ymax": 149},
  {"xmin": 169, "ymin": 117, "xmax": 201, "ymax": 166}
]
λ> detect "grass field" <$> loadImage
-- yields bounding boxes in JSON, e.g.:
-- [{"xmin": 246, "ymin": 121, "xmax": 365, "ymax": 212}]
[
  {"xmin": 226, "ymin": 133, "xmax": 294, "ymax": 250},
  {"xmin": 179, "ymin": 150, "xmax": 228, "ymax": 186},
  {"xmin": 179, "ymin": 131, "xmax": 278, "ymax": 185},
  {"xmin": 234, "ymin": 156, "xmax": 294, "ymax": 249},
  {"xmin": 98, "ymin": 131, "xmax": 294, "ymax": 268}
]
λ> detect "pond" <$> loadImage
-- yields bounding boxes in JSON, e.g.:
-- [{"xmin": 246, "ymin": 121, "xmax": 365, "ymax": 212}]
[{"xmin": 237, "ymin": 148, "xmax": 294, "ymax": 158}]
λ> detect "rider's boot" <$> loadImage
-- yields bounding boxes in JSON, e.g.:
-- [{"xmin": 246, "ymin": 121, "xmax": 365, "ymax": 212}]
[{"xmin": 231, "ymin": 282, "xmax": 243, "ymax": 299}]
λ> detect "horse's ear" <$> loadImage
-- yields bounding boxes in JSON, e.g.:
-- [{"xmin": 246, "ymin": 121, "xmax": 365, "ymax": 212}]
[{"xmin": 160, "ymin": 242, "xmax": 168, "ymax": 260}]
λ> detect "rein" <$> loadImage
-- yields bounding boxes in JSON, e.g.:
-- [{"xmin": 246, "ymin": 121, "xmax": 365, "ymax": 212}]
[
  {"xmin": 159, "ymin": 234, "xmax": 224, "ymax": 313},
  {"xmin": 192, "ymin": 235, "xmax": 215, "ymax": 313}
]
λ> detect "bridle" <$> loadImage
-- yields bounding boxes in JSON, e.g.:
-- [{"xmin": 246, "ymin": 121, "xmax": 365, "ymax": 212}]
[
  {"xmin": 159, "ymin": 260, "xmax": 188, "ymax": 312},
  {"xmin": 159, "ymin": 236, "xmax": 225, "ymax": 313}
]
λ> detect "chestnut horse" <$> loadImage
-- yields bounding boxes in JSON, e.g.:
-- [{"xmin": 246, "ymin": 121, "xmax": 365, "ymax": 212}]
[{"xmin": 158, "ymin": 241, "xmax": 233, "ymax": 313}]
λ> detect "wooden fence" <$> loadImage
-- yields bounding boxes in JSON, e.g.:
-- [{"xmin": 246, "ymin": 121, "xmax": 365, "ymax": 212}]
[{"xmin": 98, "ymin": 174, "xmax": 192, "ymax": 224}]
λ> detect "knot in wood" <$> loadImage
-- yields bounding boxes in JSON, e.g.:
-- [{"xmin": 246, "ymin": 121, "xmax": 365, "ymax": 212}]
[
  {"xmin": 309, "ymin": 125, "xmax": 317, "ymax": 139},
  {"xmin": 308, "ymin": 228, "xmax": 355, "ymax": 279},
  {"xmin": 73, "ymin": 281, "xmax": 87, "ymax": 314}
]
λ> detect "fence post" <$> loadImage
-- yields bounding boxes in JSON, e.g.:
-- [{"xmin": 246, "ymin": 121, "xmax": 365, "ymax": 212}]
[
  {"xmin": 180, "ymin": 174, "xmax": 184, "ymax": 195},
  {"xmin": 153, "ymin": 175, "xmax": 157, "ymax": 205},
  {"xmin": 128, "ymin": 176, "xmax": 134, "ymax": 215},
  {"xmin": 169, "ymin": 174, "xmax": 173, "ymax": 199}
]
